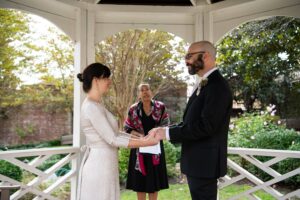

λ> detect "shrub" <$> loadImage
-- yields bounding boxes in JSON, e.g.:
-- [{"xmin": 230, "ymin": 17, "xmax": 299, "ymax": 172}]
[
  {"xmin": 3, "ymin": 140, "xmax": 61, "ymax": 150},
  {"xmin": 37, "ymin": 154, "xmax": 71, "ymax": 176},
  {"xmin": 0, "ymin": 140, "xmax": 62, "ymax": 185},
  {"xmin": 0, "ymin": 160, "xmax": 22, "ymax": 181},
  {"xmin": 118, "ymin": 148, "xmax": 130, "ymax": 184},
  {"xmin": 228, "ymin": 106, "xmax": 300, "ymax": 187},
  {"xmin": 277, "ymin": 142, "xmax": 300, "ymax": 187},
  {"xmin": 163, "ymin": 141, "xmax": 179, "ymax": 177}
]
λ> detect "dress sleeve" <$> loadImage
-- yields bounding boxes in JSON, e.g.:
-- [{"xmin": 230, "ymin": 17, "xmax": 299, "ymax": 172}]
[{"xmin": 85, "ymin": 103, "xmax": 129, "ymax": 147}]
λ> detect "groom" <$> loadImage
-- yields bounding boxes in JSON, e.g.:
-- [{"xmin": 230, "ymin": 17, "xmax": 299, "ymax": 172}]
[{"xmin": 151, "ymin": 41, "xmax": 232, "ymax": 200}]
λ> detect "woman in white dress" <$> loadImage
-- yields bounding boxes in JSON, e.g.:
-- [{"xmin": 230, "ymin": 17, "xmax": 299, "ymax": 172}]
[{"xmin": 76, "ymin": 63, "xmax": 159, "ymax": 200}]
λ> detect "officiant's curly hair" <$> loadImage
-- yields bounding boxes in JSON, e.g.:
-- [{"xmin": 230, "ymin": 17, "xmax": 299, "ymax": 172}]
[{"xmin": 77, "ymin": 62, "xmax": 111, "ymax": 93}]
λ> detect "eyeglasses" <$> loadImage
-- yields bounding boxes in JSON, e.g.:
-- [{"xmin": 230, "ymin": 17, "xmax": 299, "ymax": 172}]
[{"xmin": 185, "ymin": 51, "xmax": 206, "ymax": 60}]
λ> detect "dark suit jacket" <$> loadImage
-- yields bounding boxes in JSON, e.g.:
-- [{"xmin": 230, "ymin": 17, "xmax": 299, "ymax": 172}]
[{"xmin": 169, "ymin": 70, "xmax": 232, "ymax": 179}]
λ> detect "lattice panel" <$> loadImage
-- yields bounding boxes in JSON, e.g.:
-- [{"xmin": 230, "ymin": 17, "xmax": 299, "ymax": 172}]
[
  {"xmin": 0, "ymin": 147, "xmax": 79, "ymax": 200},
  {"xmin": 219, "ymin": 148, "xmax": 300, "ymax": 200}
]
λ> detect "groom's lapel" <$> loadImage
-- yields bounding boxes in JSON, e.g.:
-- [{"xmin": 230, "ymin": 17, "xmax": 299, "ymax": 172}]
[
  {"xmin": 183, "ymin": 89, "xmax": 197, "ymax": 119},
  {"xmin": 182, "ymin": 70, "xmax": 220, "ymax": 120}
]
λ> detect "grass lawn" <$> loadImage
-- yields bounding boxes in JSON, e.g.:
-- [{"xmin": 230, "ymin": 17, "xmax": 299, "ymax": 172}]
[{"xmin": 121, "ymin": 183, "xmax": 277, "ymax": 200}]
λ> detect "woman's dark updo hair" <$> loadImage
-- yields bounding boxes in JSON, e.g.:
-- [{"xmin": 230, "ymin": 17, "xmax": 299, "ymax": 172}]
[{"xmin": 77, "ymin": 62, "xmax": 111, "ymax": 93}]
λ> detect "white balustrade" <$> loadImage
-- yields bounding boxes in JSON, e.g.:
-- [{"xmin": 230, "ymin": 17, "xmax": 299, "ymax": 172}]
[
  {"xmin": 219, "ymin": 147, "xmax": 300, "ymax": 200},
  {"xmin": 0, "ymin": 147, "xmax": 299, "ymax": 199},
  {"xmin": 0, "ymin": 147, "xmax": 80, "ymax": 200}
]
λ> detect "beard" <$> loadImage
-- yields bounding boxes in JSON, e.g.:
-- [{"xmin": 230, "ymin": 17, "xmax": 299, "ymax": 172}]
[{"xmin": 187, "ymin": 54, "xmax": 204, "ymax": 75}]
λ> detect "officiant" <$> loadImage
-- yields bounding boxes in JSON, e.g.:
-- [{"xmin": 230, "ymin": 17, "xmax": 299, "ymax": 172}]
[{"xmin": 124, "ymin": 83, "xmax": 169, "ymax": 200}]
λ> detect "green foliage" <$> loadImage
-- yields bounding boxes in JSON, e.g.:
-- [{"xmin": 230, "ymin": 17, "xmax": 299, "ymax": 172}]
[
  {"xmin": 277, "ymin": 142, "xmax": 300, "ymax": 186},
  {"xmin": 32, "ymin": 27, "xmax": 74, "ymax": 112},
  {"xmin": 163, "ymin": 141, "xmax": 180, "ymax": 177},
  {"xmin": 21, "ymin": 171, "xmax": 71, "ymax": 199},
  {"xmin": 229, "ymin": 107, "xmax": 300, "ymax": 186},
  {"xmin": 229, "ymin": 107, "xmax": 299, "ymax": 149},
  {"xmin": 15, "ymin": 123, "xmax": 37, "ymax": 138},
  {"xmin": 0, "ymin": 140, "xmax": 62, "ymax": 171},
  {"xmin": 19, "ymin": 26, "xmax": 74, "ymax": 113},
  {"xmin": 0, "ymin": 160, "xmax": 22, "ymax": 181},
  {"xmin": 0, "ymin": 140, "xmax": 61, "ymax": 150},
  {"xmin": 118, "ymin": 148, "xmax": 130, "ymax": 184},
  {"xmin": 96, "ymin": 29, "xmax": 188, "ymax": 126},
  {"xmin": 0, "ymin": 9, "xmax": 74, "ymax": 119},
  {"xmin": 35, "ymin": 154, "xmax": 71, "ymax": 176},
  {"xmin": 0, "ymin": 9, "xmax": 31, "ymax": 116},
  {"xmin": 121, "ymin": 184, "xmax": 191, "ymax": 200},
  {"xmin": 121, "ymin": 183, "xmax": 275, "ymax": 200},
  {"xmin": 279, "ymin": 82, "xmax": 300, "ymax": 118},
  {"xmin": 0, "ymin": 140, "xmax": 67, "ymax": 181},
  {"xmin": 217, "ymin": 16, "xmax": 300, "ymax": 112}
]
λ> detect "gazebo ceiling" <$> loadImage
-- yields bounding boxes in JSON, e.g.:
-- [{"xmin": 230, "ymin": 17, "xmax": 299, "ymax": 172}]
[{"xmin": 97, "ymin": 0, "xmax": 225, "ymax": 6}]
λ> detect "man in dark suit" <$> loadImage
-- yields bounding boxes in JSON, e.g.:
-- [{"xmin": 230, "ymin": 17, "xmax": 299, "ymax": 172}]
[{"xmin": 150, "ymin": 41, "xmax": 232, "ymax": 200}]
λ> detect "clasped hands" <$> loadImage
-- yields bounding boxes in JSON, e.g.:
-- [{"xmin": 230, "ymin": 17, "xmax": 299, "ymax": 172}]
[
  {"xmin": 131, "ymin": 128, "xmax": 166, "ymax": 146},
  {"xmin": 149, "ymin": 127, "xmax": 166, "ymax": 140}
]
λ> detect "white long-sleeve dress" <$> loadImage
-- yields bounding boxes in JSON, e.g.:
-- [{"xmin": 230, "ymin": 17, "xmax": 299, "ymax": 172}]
[{"xmin": 77, "ymin": 98, "xmax": 130, "ymax": 200}]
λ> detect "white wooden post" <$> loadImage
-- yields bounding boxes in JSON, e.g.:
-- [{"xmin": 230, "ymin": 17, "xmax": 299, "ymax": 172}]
[
  {"xmin": 203, "ymin": 10, "xmax": 213, "ymax": 43},
  {"xmin": 71, "ymin": 7, "xmax": 88, "ymax": 200},
  {"xmin": 194, "ymin": 12, "xmax": 204, "ymax": 42},
  {"xmin": 87, "ymin": 9, "xmax": 96, "ymax": 64}
]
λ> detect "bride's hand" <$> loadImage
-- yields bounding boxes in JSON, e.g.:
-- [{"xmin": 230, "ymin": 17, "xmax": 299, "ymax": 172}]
[
  {"xmin": 131, "ymin": 130, "xmax": 144, "ymax": 138},
  {"xmin": 143, "ymin": 133, "xmax": 159, "ymax": 146}
]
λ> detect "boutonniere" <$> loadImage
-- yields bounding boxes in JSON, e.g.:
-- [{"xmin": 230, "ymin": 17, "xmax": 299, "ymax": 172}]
[{"xmin": 196, "ymin": 77, "xmax": 208, "ymax": 96}]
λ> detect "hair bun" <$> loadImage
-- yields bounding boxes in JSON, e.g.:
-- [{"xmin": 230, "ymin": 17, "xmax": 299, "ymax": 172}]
[{"xmin": 77, "ymin": 73, "xmax": 84, "ymax": 82}]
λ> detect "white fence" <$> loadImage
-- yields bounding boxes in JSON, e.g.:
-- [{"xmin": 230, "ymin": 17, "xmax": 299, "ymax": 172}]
[
  {"xmin": 220, "ymin": 148, "xmax": 300, "ymax": 200},
  {"xmin": 0, "ymin": 147, "xmax": 79, "ymax": 200},
  {"xmin": 0, "ymin": 147, "xmax": 299, "ymax": 200}
]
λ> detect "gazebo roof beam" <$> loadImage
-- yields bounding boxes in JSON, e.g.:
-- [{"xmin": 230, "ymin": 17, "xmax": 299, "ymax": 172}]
[
  {"xmin": 205, "ymin": 0, "xmax": 254, "ymax": 11},
  {"xmin": 77, "ymin": 0, "xmax": 103, "ymax": 4},
  {"xmin": 190, "ymin": 0, "xmax": 196, "ymax": 6}
]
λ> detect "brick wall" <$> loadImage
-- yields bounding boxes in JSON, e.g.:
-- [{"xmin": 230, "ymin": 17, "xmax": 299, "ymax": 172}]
[
  {"xmin": 0, "ymin": 84, "xmax": 187, "ymax": 146},
  {"xmin": 0, "ymin": 104, "xmax": 71, "ymax": 146}
]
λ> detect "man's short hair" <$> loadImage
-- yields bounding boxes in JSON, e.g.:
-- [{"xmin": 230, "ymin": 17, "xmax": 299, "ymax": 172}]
[{"xmin": 192, "ymin": 41, "xmax": 216, "ymax": 59}]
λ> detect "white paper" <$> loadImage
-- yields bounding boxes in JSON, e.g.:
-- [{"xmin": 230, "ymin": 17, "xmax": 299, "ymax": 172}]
[{"xmin": 139, "ymin": 143, "xmax": 161, "ymax": 155}]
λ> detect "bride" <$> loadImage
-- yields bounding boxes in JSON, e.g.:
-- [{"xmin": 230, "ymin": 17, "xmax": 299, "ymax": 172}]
[{"xmin": 76, "ymin": 62, "xmax": 159, "ymax": 200}]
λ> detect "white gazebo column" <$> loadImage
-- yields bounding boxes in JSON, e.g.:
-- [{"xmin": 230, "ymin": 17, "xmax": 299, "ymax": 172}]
[
  {"xmin": 194, "ymin": 12, "xmax": 204, "ymax": 42},
  {"xmin": 193, "ymin": 8, "xmax": 213, "ymax": 43},
  {"xmin": 203, "ymin": 10, "xmax": 214, "ymax": 43},
  {"xmin": 87, "ymin": 9, "xmax": 96, "ymax": 64},
  {"xmin": 71, "ymin": 7, "xmax": 88, "ymax": 200}
]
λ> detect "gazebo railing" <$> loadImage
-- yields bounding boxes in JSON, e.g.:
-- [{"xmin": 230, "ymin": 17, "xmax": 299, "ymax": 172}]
[
  {"xmin": 219, "ymin": 147, "xmax": 300, "ymax": 200},
  {"xmin": 0, "ymin": 147, "xmax": 80, "ymax": 200},
  {"xmin": 0, "ymin": 147, "xmax": 299, "ymax": 200}
]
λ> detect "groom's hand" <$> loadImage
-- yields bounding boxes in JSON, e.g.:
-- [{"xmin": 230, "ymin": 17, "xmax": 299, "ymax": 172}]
[
  {"xmin": 143, "ymin": 133, "xmax": 159, "ymax": 145},
  {"xmin": 149, "ymin": 127, "xmax": 166, "ymax": 140}
]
